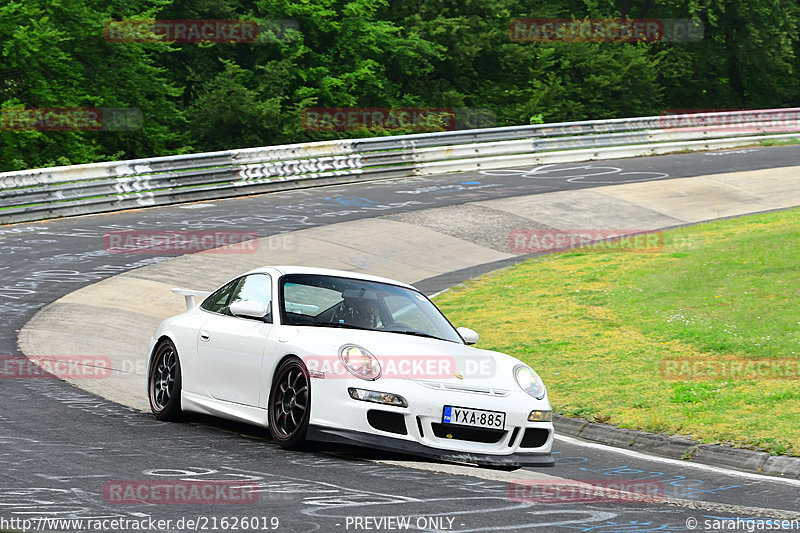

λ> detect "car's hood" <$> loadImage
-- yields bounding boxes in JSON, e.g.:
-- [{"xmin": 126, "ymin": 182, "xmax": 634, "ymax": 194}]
[{"xmin": 273, "ymin": 325, "xmax": 524, "ymax": 387}]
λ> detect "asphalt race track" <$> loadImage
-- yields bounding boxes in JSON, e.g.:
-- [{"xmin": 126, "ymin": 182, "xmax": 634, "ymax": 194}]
[{"xmin": 2, "ymin": 146, "xmax": 800, "ymax": 532}]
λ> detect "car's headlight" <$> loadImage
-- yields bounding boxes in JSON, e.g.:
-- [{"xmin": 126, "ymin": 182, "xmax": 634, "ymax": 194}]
[
  {"xmin": 514, "ymin": 364, "xmax": 546, "ymax": 399},
  {"xmin": 339, "ymin": 345, "xmax": 381, "ymax": 380}
]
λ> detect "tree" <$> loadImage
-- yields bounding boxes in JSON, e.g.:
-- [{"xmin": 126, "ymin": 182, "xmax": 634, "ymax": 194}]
[{"xmin": 0, "ymin": 0, "xmax": 186, "ymax": 171}]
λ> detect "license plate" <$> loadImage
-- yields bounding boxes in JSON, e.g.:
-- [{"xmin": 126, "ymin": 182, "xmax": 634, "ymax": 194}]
[{"xmin": 442, "ymin": 405, "xmax": 505, "ymax": 430}]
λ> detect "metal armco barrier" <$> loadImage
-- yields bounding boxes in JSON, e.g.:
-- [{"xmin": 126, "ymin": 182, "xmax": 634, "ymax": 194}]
[{"xmin": 2, "ymin": 108, "xmax": 799, "ymax": 224}]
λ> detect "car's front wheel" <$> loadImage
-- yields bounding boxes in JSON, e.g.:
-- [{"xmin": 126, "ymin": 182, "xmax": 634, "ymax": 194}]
[
  {"xmin": 268, "ymin": 357, "xmax": 311, "ymax": 449},
  {"xmin": 148, "ymin": 339, "xmax": 183, "ymax": 421}
]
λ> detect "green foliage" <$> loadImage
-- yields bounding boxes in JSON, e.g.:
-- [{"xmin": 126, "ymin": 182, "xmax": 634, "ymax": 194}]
[
  {"xmin": 0, "ymin": 0, "xmax": 186, "ymax": 170},
  {"xmin": 1, "ymin": 0, "xmax": 798, "ymax": 170}
]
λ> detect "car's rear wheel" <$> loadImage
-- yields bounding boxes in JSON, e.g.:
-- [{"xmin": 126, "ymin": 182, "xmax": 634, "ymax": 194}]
[
  {"xmin": 149, "ymin": 340, "xmax": 183, "ymax": 421},
  {"xmin": 268, "ymin": 357, "xmax": 310, "ymax": 449}
]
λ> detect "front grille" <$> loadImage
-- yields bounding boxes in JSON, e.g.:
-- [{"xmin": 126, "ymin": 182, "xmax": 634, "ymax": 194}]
[
  {"xmin": 431, "ymin": 423, "xmax": 506, "ymax": 444},
  {"xmin": 520, "ymin": 428, "xmax": 549, "ymax": 448},
  {"xmin": 367, "ymin": 410, "xmax": 407, "ymax": 435}
]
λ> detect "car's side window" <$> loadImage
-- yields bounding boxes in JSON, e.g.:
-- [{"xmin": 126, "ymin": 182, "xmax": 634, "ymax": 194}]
[
  {"xmin": 229, "ymin": 274, "xmax": 272, "ymax": 322},
  {"xmin": 200, "ymin": 279, "xmax": 240, "ymax": 314}
]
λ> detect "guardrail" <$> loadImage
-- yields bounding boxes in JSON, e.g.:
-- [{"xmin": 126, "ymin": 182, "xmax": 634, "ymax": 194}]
[{"xmin": 2, "ymin": 108, "xmax": 799, "ymax": 224}]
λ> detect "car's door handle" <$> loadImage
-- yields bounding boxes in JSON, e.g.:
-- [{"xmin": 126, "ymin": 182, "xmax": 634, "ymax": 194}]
[{"xmin": 200, "ymin": 330, "xmax": 211, "ymax": 342}]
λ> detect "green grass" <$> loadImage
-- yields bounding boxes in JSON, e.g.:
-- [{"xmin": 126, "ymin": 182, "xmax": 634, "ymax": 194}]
[
  {"xmin": 434, "ymin": 208, "xmax": 800, "ymax": 456},
  {"xmin": 760, "ymin": 137, "xmax": 800, "ymax": 146}
]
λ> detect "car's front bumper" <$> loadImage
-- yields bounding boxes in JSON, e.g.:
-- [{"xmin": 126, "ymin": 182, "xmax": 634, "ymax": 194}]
[
  {"xmin": 309, "ymin": 375, "xmax": 554, "ymax": 461},
  {"xmin": 307, "ymin": 424, "xmax": 554, "ymax": 467}
]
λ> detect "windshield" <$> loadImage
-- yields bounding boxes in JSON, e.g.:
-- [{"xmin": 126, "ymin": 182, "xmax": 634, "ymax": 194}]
[{"xmin": 279, "ymin": 273, "xmax": 462, "ymax": 343}]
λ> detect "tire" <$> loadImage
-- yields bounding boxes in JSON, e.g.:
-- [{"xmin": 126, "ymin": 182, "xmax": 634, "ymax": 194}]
[
  {"xmin": 148, "ymin": 340, "xmax": 183, "ymax": 421},
  {"xmin": 268, "ymin": 357, "xmax": 311, "ymax": 449}
]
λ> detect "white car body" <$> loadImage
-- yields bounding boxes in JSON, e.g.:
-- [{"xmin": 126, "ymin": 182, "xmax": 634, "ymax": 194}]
[{"xmin": 148, "ymin": 266, "xmax": 554, "ymax": 467}]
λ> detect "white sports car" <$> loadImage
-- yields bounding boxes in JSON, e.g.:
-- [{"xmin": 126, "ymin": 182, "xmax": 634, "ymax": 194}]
[{"xmin": 147, "ymin": 266, "xmax": 554, "ymax": 468}]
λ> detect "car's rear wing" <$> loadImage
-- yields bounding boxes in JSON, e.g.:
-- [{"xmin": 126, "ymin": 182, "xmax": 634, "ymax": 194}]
[{"xmin": 171, "ymin": 288, "xmax": 212, "ymax": 310}]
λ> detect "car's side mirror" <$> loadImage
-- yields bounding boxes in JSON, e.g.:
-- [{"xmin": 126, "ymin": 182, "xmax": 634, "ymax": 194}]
[
  {"xmin": 230, "ymin": 300, "xmax": 269, "ymax": 321},
  {"xmin": 457, "ymin": 327, "xmax": 479, "ymax": 345}
]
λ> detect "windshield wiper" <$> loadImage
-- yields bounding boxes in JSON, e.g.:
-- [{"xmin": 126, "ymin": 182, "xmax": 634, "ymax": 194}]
[
  {"xmin": 316, "ymin": 322, "xmax": 372, "ymax": 331},
  {"xmin": 389, "ymin": 329, "xmax": 444, "ymax": 341},
  {"xmin": 297, "ymin": 321, "xmax": 447, "ymax": 340}
]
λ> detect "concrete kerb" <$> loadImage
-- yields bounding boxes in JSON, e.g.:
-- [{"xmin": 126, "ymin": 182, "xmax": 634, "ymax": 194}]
[{"xmin": 553, "ymin": 414, "xmax": 800, "ymax": 479}]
